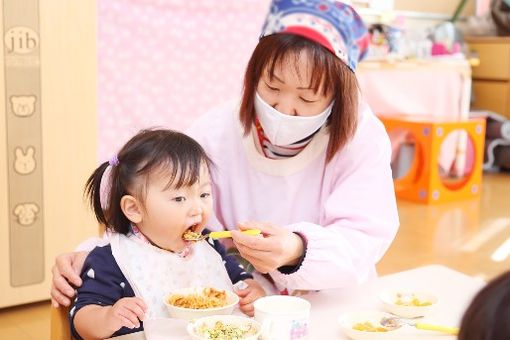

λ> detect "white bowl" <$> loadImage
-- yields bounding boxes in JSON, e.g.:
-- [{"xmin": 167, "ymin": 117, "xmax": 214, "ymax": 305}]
[
  {"xmin": 187, "ymin": 315, "xmax": 261, "ymax": 340},
  {"xmin": 164, "ymin": 287, "xmax": 239, "ymax": 320},
  {"xmin": 379, "ymin": 290, "xmax": 438, "ymax": 318},
  {"xmin": 338, "ymin": 311, "xmax": 405, "ymax": 340}
]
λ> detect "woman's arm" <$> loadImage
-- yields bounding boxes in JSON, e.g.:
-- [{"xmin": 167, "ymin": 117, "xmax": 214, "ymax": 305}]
[
  {"xmin": 233, "ymin": 116, "xmax": 399, "ymax": 290},
  {"xmin": 51, "ymin": 251, "xmax": 89, "ymax": 307},
  {"xmin": 278, "ymin": 127, "xmax": 398, "ymax": 290},
  {"xmin": 51, "ymin": 234, "xmax": 109, "ymax": 307}
]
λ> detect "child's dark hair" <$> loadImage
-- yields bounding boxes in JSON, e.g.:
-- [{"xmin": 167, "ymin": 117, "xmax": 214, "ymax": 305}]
[
  {"xmin": 85, "ymin": 129, "xmax": 212, "ymax": 234},
  {"xmin": 458, "ymin": 270, "xmax": 510, "ymax": 340}
]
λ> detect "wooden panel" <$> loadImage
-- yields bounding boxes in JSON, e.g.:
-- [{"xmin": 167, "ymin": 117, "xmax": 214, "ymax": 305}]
[
  {"xmin": 3, "ymin": 0, "xmax": 45, "ymax": 288},
  {"xmin": 50, "ymin": 306, "xmax": 70, "ymax": 340},
  {"xmin": 0, "ymin": 0, "xmax": 98, "ymax": 307},
  {"xmin": 472, "ymin": 80, "xmax": 510, "ymax": 118},
  {"xmin": 394, "ymin": 0, "xmax": 475, "ymax": 16},
  {"xmin": 468, "ymin": 42, "xmax": 510, "ymax": 81}
]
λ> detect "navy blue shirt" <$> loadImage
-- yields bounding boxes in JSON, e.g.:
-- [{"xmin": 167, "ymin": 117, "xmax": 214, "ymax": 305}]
[{"xmin": 70, "ymin": 236, "xmax": 252, "ymax": 339}]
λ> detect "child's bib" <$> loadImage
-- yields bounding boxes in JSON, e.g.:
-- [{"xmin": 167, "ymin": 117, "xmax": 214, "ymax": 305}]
[{"xmin": 110, "ymin": 233, "xmax": 233, "ymax": 318}]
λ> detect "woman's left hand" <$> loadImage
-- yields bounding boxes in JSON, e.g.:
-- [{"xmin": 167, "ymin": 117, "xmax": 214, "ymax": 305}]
[{"xmin": 231, "ymin": 222, "xmax": 304, "ymax": 273}]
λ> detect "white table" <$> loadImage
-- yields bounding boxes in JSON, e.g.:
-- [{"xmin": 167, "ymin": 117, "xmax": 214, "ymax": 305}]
[
  {"xmin": 305, "ymin": 264, "xmax": 484, "ymax": 339},
  {"xmin": 115, "ymin": 265, "xmax": 485, "ymax": 339}
]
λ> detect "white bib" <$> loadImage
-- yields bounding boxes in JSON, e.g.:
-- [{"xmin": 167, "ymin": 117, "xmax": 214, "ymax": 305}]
[{"xmin": 110, "ymin": 233, "xmax": 233, "ymax": 318}]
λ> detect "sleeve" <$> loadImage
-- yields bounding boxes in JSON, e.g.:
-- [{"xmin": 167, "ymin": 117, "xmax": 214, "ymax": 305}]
[
  {"xmin": 270, "ymin": 114, "xmax": 400, "ymax": 291},
  {"xmin": 69, "ymin": 245, "xmax": 138, "ymax": 339},
  {"xmin": 205, "ymin": 230, "xmax": 253, "ymax": 284},
  {"xmin": 277, "ymin": 232, "xmax": 308, "ymax": 275}
]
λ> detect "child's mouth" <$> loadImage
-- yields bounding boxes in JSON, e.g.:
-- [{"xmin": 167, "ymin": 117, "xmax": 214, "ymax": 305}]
[{"xmin": 182, "ymin": 224, "xmax": 202, "ymax": 242}]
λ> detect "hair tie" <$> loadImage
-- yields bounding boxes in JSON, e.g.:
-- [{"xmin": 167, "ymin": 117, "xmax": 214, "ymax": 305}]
[{"xmin": 109, "ymin": 155, "xmax": 119, "ymax": 167}]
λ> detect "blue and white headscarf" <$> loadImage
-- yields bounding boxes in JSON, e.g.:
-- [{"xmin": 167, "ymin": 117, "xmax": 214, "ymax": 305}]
[{"xmin": 260, "ymin": 0, "xmax": 369, "ymax": 71}]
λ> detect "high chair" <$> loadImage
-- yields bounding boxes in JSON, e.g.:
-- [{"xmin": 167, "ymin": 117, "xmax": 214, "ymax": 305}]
[
  {"xmin": 379, "ymin": 115, "xmax": 486, "ymax": 204},
  {"xmin": 50, "ymin": 305, "xmax": 71, "ymax": 340},
  {"xmin": 50, "ymin": 225, "xmax": 105, "ymax": 340}
]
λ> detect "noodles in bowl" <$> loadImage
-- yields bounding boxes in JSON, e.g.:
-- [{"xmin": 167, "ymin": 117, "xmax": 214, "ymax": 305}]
[
  {"xmin": 167, "ymin": 287, "xmax": 227, "ymax": 309},
  {"xmin": 164, "ymin": 287, "xmax": 239, "ymax": 320}
]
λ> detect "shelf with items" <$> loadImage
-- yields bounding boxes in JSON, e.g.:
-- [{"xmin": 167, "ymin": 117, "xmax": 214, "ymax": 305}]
[{"xmin": 467, "ymin": 36, "xmax": 510, "ymax": 119}]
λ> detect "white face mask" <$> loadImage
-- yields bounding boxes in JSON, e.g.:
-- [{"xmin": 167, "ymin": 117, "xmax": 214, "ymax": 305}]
[{"xmin": 254, "ymin": 92, "xmax": 333, "ymax": 146}]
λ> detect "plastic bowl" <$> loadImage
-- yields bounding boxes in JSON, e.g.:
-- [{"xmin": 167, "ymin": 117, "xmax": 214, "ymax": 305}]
[
  {"xmin": 338, "ymin": 310, "xmax": 405, "ymax": 340},
  {"xmin": 379, "ymin": 290, "xmax": 438, "ymax": 318},
  {"xmin": 164, "ymin": 287, "xmax": 239, "ymax": 320}
]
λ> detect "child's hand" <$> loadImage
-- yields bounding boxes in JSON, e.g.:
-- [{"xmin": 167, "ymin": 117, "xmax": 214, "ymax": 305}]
[
  {"xmin": 105, "ymin": 297, "xmax": 147, "ymax": 332},
  {"xmin": 236, "ymin": 279, "xmax": 266, "ymax": 316}
]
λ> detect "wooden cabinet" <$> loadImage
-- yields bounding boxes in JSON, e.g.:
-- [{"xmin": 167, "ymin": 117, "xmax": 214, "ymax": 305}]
[
  {"xmin": 0, "ymin": 0, "xmax": 98, "ymax": 307},
  {"xmin": 467, "ymin": 37, "xmax": 510, "ymax": 118}
]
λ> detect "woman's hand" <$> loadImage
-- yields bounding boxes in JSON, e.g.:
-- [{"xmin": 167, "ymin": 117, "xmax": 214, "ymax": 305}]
[
  {"xmin": 236, "ymin": 279, "xmax": 266, "ymax": 316},
  {"xmin": 231, "ymin": 222, "xmax": 305, "ymax": 274},
  {"xmin": 50, "ymin": 251, "xmax": 89, "ymax": 307}
]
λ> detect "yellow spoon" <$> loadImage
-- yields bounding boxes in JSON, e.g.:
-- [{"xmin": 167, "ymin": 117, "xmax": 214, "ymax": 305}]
[
  {"xmin": 208, "ymin": 229, "xmax": 261, "ymax": 239},
  {"xmin": 381, "ymin": 317, "xmax": 459, "ymax": 335},
  {"xmin": 183, "ymin": 229, "xmax": 261, "ymax": 241}
]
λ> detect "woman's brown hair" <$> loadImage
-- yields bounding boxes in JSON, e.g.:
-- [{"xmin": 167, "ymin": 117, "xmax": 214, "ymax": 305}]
[{"xmin": 239, "ymin": 33, "xmax": 359, "ymax": 162}]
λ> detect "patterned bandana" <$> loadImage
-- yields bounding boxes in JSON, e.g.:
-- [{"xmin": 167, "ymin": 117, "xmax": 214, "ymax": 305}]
[{"xmin": 260, "ymin": 0, "xmax": 369, "ymax": 71}]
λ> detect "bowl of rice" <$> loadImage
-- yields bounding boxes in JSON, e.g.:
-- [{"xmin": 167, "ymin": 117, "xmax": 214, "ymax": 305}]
[
  {"xmin": 187, "ymin": 315, "xmax": 261, "ymax": 340},
  {"xmin": 164, "ymin": 287, "xmax": 239, "ymax": 320}
]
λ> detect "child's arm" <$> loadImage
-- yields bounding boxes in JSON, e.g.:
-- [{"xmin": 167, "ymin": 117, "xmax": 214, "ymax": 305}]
[
  {"xmin": 74, "ymin": 297, "xmax": 146, "ymax": 339},
  {"xmin": 69, "ymin": 245, "xmax": 145, "ymax": 339},
  {"xmin": 235, "ymin": 278, "xmax": 266, "ymax": 316}
]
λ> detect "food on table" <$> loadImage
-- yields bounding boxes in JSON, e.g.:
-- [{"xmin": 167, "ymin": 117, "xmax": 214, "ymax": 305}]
[
  {"xmin": 394, "ymin": 293, "xmax": 432, "ymax": 307},
  {"xmin": 196, "ymin": 320, "xmax": 258, "ymax": 339},
  {"xmin": 352, "ymin": 321, "xmax": 389, "ymax": 332},
  {"xmin": 167, "ymin": 288, "xmax": 227, "ymax": 309}
]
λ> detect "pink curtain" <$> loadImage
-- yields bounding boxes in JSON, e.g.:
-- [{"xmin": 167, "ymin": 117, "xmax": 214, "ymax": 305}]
[
  {"xmin": 98, "ymin": 0, "xmax": 271, "ymax": 160},
  {"xmin": 97, "ymin": 1, "xmax": 470, "ymax": 174}
]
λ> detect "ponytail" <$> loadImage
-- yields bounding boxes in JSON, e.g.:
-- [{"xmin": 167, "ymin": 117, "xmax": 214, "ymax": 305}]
[{"xmin": 84, "ymin": 162, "xmax": 110, "ymax": 226}]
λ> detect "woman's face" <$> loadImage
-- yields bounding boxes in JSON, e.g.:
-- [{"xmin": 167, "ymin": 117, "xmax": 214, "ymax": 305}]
[{"xmin": 256, "ymin": 52, "xmax": 334, "ymax": 117}]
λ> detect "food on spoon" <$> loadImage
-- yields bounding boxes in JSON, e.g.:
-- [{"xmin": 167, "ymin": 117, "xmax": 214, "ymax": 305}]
[{"xmin": 182, "ymin": 229, "xmax": 203, "ymax": 241}]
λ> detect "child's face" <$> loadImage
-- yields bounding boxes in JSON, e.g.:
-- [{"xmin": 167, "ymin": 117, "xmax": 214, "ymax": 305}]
[
  {"xmin": 256, "ymin": 51, "xmax": 334, "ymax": 117},
  {"xmin": 139, "ymin": 163, "xmax": 212, "ymax": 252}
]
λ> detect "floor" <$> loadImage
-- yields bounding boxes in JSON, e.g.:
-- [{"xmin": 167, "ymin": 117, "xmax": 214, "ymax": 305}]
[{"xmin": 1, "ymin": 173, "xmax": 509, "ymax": 339}]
